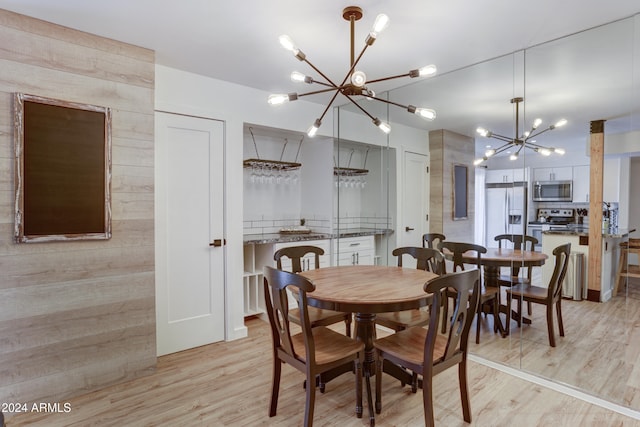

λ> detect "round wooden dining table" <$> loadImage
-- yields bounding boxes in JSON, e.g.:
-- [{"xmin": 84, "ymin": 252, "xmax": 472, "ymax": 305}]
[
  {"xmin": 300, "ymin": 264, "xmax": 438, "ymax": 426},
  {"xmin": 443, "ymin": 247, "xmax": 548, "ymax": 333}
]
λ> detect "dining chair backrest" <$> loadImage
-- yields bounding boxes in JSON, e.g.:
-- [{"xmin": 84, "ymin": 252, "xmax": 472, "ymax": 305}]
[
  {"xmin": 263, "ymin": 265, "xmax": 315, "ymax": 364},
  {"xmin": 494, "ymin": 234, "xmax": 538, "ymax": 278},
  {"xmin": 494, "ymin": 234, "xmax": 538, "ymax": 251},
  {"xmin": 274, "ymin": 245, "xmax": 323, "ymax": 273},
  {"xmin": 422, "ymin": 233, "xmax": 446, "ymax": 250},
  {"xmin": 392, "ymin": 246, "xmax": 444, "ymax": 274},
  {"xmin": 547, "ymin": 243, "xmax": 571, "ymax": 301},
  {"xmin": 424, "ymin": 268, "xmax": 480, "ymax": 372},
  {"xmin": 437, "ymin": 241, "xmax": 486, "ymax": 274}
]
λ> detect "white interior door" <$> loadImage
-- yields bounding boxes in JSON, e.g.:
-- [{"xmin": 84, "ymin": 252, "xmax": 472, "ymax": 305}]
[
  {"xmin": 155, "ymin": 111, "xmax": 225, "ymax": 356},
  {"xmin": 402, "ymin": 151, "xmax": 429, "ymax": 266}
]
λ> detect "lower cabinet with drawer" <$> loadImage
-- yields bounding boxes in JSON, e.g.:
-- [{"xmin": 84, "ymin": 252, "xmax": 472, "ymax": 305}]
[{"xmin": 333, "ymin": 235, "xmax": 376, "ymax": 266}]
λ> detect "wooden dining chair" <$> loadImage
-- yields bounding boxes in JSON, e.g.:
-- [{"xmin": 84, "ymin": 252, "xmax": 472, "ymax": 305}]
[
  {"xmin": 263, "ymin": 266, "xmax": 364, "ymax": 426},
  {"xmin": 376, "ymin": 247, "xmax": 444, "ymax": 332},
  {"xmin": 438, "ymin": 241, "xmax": 499, "ymax": 344},
  {"xmin": 374, "ymin": 269, "xmax": 480, "ymax": 427},
  {"xmin": 494, "ymin": 234, "xmax": 538, "ymax": 315},
  {"xmin": 422, "ymin": 233, "xmax": 446, "ymax": 250},
  {"xmin": 274, "ymin": 246, "xmax": 352, "ymax": 337},
  {"xmin": 505, "ymin": 243, "xmax": 571, "ymax": 347}
]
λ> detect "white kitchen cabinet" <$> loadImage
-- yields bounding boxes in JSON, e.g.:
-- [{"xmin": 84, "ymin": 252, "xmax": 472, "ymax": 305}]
[
  {"xmin": 603, "ymin": 158, "xmax": 620, "ymax": 203},
  {"xmin": 485, "ymin": 168, "xmax": 529, "ymax": 184},
  {"xmin": 242, "ymin": 239, "xmax": 330, "ymax": 316},
  {"xmin": 333, "ymin": 235, "xmax": 375, "ymax": 266},
  {"xmin": 533, "ymin": 166, "xmax": 573, "ymax": 182},
  {"xmin": 572, "ymin": 165, "xmax": 590, "ymax": 202}
]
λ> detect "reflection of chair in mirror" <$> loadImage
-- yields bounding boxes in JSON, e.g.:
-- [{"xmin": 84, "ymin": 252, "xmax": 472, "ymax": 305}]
[
  {"xmin": 263, "ymin": 266, "xmax": 364, "ymax": 426},
  {"xmin": 438, "ymin": 241, "xmax": 499, "ymax": 343},
  {"xmin": 422, "ymin": 233, "xmax": 446, "ymax": 249},
  {"xmin": 505, "ymin": 243, "xmax": 571, "ymax": 347},
  {"xmin": 374, "ymin": 269, "xmax": 480, "ymax": 427},
  {"xmin": 274, "ymin": 246, "xmax": 352, "ymax": 337},
  {"xmin": 494, "ymin": 234, "xmax": 539, "ymax": 315}
]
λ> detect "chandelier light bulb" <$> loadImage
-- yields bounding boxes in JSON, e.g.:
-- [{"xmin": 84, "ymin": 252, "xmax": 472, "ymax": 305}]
[
  {"xmin": 307, "ymin": 119, "xmax": 321, "ymax": 137},
  {"xmin": 371, "ymin": 14, "xmax": 390, "ymax": 34},
  {"xmin": 533, "ymin": 118, "xmax": 542, "ymax": 129},
  {"xmin": 473, "ymin": 157, "xmax": 487, "ymax": 166},
  {"xmin": 414, "ymin": 107, "xmax": 436, "ymax": 121},
  {"xmin": 351, "ymin": 70, "xmax": 367, "ymax": 87},
  {"xmin": 539, "ymin": 148, "xmax": 552, "ymax": 156},
  {"xmin": 555, "ymin": 118, "xmax": 568, "ymax": 128},
  {"xmin": 554, "ymin": 147, "xmax": 566, "ymax": 155},
  {"xmin": 279, "ymin": 35, "xmax": 298, "ymax": 53},
  {"xmin": 509, "ymin": 153, "xmax": 519, "ymax": 161},
  {"xmin": 485, "ymin": 149, "xmax": 496, "ymax": 157},
  {"xmin": 476, "ymin": 127, "xmax": 489, "ymax": 137},
  {"xmin": 291, "ymin": 71, "xmax": 312, "ymax": 84},
  {"xmin": 374, "ymin": 118, "xmax": 391, "ymax": 134},
  {"xmin": 268, "ymin": 94, "xmax": 290, "ymax": 105}
]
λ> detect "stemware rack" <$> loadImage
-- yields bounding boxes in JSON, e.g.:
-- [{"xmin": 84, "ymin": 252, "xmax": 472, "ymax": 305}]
[{"xmin": 244, "ymin": 127, "xmax": 303, "ymax": 184}]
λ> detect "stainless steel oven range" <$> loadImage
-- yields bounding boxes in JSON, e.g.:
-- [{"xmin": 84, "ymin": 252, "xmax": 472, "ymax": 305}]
[{"xmin": 527, "ymin": 208, "xmax": 576, "ymax": 248}]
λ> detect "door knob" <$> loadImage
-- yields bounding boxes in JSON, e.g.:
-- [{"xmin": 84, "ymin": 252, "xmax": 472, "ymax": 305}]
[
  {"xmin": 405, "ymin": 226, "xmax": 415, "ymax": 232},
  {"xmin": 210, "ymin": 238, "xmax": 226, "ymax": 247}
]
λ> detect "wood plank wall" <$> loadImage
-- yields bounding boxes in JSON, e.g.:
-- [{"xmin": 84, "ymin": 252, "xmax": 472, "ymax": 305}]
[
  {"xmin": 429, "ymin": 129, "xmax": 476, "ymax": 242},
  {"xmin": 0, "ymin": 9, "xmax": 156, "ymax": 409}
]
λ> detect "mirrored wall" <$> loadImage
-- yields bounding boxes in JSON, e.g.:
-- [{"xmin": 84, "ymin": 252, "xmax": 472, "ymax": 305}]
[{"xmin": 380, "ymin": 14, "xmax": 640, "ymax": 411}]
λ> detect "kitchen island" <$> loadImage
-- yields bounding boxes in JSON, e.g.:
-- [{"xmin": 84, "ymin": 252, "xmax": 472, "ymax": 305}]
[{"xmin": 541, "ymin": 227, "xmax": 636, "ymax": 302}]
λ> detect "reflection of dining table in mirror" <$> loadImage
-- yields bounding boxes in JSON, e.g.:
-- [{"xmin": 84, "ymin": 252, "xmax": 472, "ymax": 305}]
[
  {"xmin": 299, "ymin": 265, "xmax": 437, "ymax": 426},
  {"xmin": 442, "ymin": 247, "xmax": 548, "ymax": 332}
]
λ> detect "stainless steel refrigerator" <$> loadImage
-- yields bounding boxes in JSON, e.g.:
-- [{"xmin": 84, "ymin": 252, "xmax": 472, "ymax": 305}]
[{"xmin": 485, "ymin": 182, "xmax": 527, "ymax": 248}]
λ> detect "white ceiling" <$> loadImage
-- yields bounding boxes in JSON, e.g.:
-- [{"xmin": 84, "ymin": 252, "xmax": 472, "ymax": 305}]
[{"xmin": 1, "ymin": 1, "xmax": 639, "ymax": 157}]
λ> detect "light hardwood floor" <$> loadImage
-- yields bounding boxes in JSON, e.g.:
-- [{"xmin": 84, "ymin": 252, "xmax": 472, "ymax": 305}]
[{"xmin": 6, "ymin": 314, "xmax": 640, "ymax": 427}]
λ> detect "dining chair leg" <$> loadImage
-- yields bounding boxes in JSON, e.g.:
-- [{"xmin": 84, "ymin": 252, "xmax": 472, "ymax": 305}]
[
  {"xmin": 375, "ymin": 353, "xmax": 382, "ymax": 414},
  {"xmin": 422, "ymin": 367, "xmax": 435, "ymax": 427},
  {"xmin": 516, "ymin": 298, "xmax": 523, "ymax": 328},
  {"xmin": 506, "ymin": 294, "xmax": 512, "ymax": 336},
  {"xmin": 556, "ymin": 300, "xmax": 565, "ymax": 337},
  {"xmin": 269, "ymin": 359, "xmax": 282, "ymax": 416},
  {"xmin": 475, "ymin": 308, "xmax": 481, "ymax": 344},
  {"xmin": 356, "ymin": 357, "xmax": 364, "ymax": 418},
  {"xmin": 458, "ymin": 359, "xmax": 472, "ymax": 423},
  {"xmin": 546, "ymin": 305, "xmax": 556, "ymax": 347},
  {"xmin": 346, "ymin": 316, "xmax": 353, "ymax": 338},
  {"xmin": 304, "ymin": 374, "xmax": 316, "ymax": 427}
]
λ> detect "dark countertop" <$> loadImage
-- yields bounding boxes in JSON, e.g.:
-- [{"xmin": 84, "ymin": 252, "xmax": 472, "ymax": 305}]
[
  {"xmin": 542, "ymin": 227, "xmax": 636, "ymax": 239},
  {"xmin": 243, "ymin": 228, "xmax": 394, "ymax": 245}
]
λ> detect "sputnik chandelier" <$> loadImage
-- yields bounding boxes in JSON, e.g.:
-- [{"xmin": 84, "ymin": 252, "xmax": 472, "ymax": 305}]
[
  {"xmin": 474, "ymin": 97, "xmax": 567, "ymax": 165},
  {"xmin": 268, "ymin": 6, "xmax": 438, "ymax": 137}
]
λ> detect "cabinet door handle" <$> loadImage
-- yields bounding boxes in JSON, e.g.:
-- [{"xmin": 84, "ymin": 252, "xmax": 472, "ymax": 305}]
[{"xmin": 405, "ymin": 226, "xmax": 414, "ymax": 232}]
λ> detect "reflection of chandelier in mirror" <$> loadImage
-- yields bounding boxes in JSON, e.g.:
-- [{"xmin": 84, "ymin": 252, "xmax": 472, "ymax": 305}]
[
  {"xmin": 268, "ymin": 6, "xmax": 438, "ymax": 137},
  {"xmin": 474, "ymin": 97, "xmax": 567, "ymax": 166}
]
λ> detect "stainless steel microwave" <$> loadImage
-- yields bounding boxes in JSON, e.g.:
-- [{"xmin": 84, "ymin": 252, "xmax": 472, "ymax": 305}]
[{"xmin": 533, "ymin": 180, "xmax": 572, "ymax": 202}]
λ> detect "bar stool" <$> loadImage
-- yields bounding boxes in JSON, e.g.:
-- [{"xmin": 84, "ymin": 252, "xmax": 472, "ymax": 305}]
[{"xmin": 614, "ymin": 238, "xmax": 640, "ymax": 297}]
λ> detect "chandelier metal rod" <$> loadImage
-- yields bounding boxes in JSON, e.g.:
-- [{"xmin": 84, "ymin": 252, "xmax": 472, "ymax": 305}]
[
  {"xmin": 317, "ymin": 89, "xmax": 343, "ymax": 123},
  {"xmin": 302, "ymin": 57, "xmax": 339, "ymax": 87},
  {"xmin": 341, "ymin": 93, "xmax": 377, "ymax": 122}
]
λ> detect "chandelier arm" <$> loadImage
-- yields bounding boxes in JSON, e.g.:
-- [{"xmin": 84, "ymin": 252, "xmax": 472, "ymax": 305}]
[
  {"xmin": 341, "ymin": 93, "xmax": 376, "ymax": 121},
  {"xmin": 523, "ymin": 140, "xmax": 553, "ymax": 150},
  {"xmin": 296, "ymin": 86, "xmax": 348, "ymax": 98},
  {"xmin": 487, "ymin": 134, "xmax": 514, "ymax": 143},
  {"xmin": 302, "ymin": 58, "xmax": 340, "ymax": 87},
  {"xmin": 526, "ymin": 126, "xmax": 553, "ymax": 140},
  {"xmin": 316, "ymin": 89, "xmax": 344, "ymax": 123},
  {"xmin": 366, "ymin": 95, "xmax": 408, "ymax": 109},
  {"xmin": 366, "ymin": 72, "xmax": 412, "ymax": 84},
  {"xmin": 491, "ymin": 143, "xmax": 516, "ymax": 156}
]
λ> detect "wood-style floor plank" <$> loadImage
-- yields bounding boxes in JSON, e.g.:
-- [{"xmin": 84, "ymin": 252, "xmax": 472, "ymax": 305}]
[{"xmin": 7, "ymin": 315, "xmax": 640, "ymax": 427}]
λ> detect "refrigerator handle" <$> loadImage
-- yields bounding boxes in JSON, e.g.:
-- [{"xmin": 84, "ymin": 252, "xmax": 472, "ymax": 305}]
[{"xmin": 504, "ymin": 190, "xmax": 509, "ymax": 234}]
